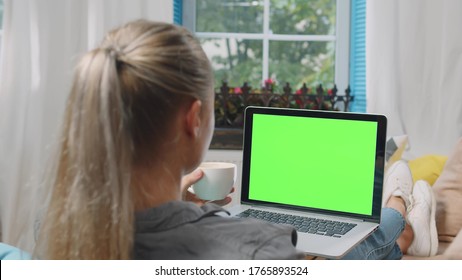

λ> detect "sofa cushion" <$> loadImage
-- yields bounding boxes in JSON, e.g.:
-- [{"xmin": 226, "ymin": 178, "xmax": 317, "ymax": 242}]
[{"xmin": 433, "ymin": 138, "xmax": 462, "ymax": 242}]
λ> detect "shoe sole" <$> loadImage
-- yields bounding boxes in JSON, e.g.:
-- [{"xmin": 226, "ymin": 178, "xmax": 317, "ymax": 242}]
[
  {"xmin": 412, "ymin": 181, "xmax": 439, "ymax": 257},
  {"xmin": 428, "ymin": 185, "xmax": 438, "ymax": 256}
]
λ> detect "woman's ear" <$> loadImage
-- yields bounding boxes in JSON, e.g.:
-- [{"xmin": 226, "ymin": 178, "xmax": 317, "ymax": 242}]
[{"xmin": 185, "ymin": 99, "xmax": 202, "ymax": 138}]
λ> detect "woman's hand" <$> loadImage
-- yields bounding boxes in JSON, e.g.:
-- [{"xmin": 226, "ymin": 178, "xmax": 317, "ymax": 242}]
[{"xmin": 181, "ymin": 169, "xmax": 234, "ymax": 206}]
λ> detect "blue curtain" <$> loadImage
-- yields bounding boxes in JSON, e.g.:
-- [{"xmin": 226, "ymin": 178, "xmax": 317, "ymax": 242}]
[
  {"xmin": 173, "ymin": 0, "xmax": 183, "ymax": 25},
  {"xmin": 349, "ymin": 0, "xmax": 366, "ymax": 112}
]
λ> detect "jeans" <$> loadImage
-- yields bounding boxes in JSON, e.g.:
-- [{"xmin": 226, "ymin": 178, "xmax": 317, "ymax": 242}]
[{"xmin": 340, "ymin": 207, "xmax": 405, "ymax": 260}]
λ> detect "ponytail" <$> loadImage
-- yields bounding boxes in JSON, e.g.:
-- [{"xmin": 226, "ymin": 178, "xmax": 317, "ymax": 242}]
[
  {"xmin": 35, "ymin": 20, "xmax": 212, "ymax": 259},
  {"xmin": 36, "ymin": 47, "xmax": 134, "ymax": 259}
]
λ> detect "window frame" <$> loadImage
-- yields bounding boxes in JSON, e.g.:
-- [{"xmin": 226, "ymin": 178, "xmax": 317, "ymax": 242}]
[{"xmin": 182, "ymin": 0, "xmax": 350, "ymax": 94}]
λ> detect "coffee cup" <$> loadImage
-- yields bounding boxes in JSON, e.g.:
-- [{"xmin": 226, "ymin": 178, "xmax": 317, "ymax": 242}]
[{"xmin": 192, "ymin": 162, "xmax": 236, "ymax": 201}]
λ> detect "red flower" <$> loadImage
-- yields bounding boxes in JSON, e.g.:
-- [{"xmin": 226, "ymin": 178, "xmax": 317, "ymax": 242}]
[
  {"xmin": 296, "ymin": 89, "xmax": 302, "ymax": 95},
  {"xmin": 264, "ymin": 78, "xmax": 274, "ymax": 85},
  {"xmin": 234, "ymin": 87, "xmax": 242, "ymax": 94},
  {"xmin": 327, "ymin": 89, "xmax": 333, "ymax": 95}
]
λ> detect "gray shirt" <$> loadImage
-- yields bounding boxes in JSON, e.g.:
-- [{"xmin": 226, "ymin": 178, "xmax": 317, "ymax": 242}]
[{"xmin": 134, "ymin": 201, "xmax": 304, "ymax": 259}]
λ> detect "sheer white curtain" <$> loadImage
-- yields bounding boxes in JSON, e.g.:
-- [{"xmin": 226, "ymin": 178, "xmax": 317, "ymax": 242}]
[
  {"xmin": 0, "ymin": 0, "xmax": 173, "ymax": 253},
  {"xmin": 366, "ymin": 0, "xmax": 462, "ymax": 158}
]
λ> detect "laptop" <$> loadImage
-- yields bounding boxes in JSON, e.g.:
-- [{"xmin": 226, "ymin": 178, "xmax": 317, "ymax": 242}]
[{"xmin": 228, "ymin": 106, "xmax": 387, "ymax": 259}]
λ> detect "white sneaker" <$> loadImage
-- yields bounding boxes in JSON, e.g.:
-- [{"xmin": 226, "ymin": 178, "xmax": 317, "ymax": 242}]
[
  {"xmin": 382, "ymin": 160, "xmax": 413, "ymax": 208},
  {"xmin": 407, "ymin": 180, "xmax": 438, "ymax": 257}
]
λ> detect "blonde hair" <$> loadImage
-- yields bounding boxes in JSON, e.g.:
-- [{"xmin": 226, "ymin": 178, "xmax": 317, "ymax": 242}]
[{"xmin": 35, "ymin": 20, "xmax": 212, "ymax": 259}]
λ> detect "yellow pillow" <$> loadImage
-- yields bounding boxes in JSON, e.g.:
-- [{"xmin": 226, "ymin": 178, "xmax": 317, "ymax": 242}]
[{"xmin": 408, "ymin": 155, "xmax": 448, "ymax": 186}]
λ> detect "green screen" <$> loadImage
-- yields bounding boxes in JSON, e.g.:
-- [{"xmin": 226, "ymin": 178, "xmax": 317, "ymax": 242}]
[{"xmin": 248, "ymin": 114, "xmax": 378, "ymax": 215}]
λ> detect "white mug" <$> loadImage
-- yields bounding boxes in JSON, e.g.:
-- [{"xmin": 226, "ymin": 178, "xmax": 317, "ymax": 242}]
[{"xmin": 192, "ymin": 162, "xmax": 236, "ymax": 201}]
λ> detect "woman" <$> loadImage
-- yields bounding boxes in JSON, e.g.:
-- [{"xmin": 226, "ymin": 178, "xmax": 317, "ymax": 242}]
[
  {"xmin": 35, "ymin": 19, "xmax": 299, "ymax": 259},
  {"xmin": 35, "ymin": 20, "xmax": 434, "ymax": 259}
]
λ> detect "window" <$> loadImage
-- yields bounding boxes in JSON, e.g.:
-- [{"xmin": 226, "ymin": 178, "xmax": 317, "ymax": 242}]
[{"xmin": 183, "ymin": 0, "xmax": 349, "ymax": 93}]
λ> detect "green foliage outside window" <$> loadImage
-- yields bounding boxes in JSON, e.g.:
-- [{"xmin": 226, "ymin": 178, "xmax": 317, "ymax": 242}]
[{"xmin": 196, "ymin": 0, "xmax": 336, "ymax": 90}]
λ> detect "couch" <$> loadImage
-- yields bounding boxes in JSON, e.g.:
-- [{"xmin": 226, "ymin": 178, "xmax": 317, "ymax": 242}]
[{"xmin": 386, "ymin": 136, "xmax": 462, "ymax": 259}]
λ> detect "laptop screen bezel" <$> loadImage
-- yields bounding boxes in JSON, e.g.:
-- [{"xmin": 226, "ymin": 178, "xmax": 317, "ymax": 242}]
[{"xmin": 241, "ymin": 106, "xmax": 387, "ymax": 223}]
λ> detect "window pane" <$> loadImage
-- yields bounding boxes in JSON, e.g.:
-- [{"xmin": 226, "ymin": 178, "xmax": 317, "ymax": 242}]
[
  {"xmin": 196, "ymin": 0, "xmax": 263, "ymax": 33},
  {"xmin": 269, "ymin": 41, "xmax": 335, "ymax": 88},
  {"xmin": 201, "ymin": 38, "xmax": 263, "ymax": 87},
  {"xmin": 270, "ymin": 0, "xmax": 336, "ymax": 35}
]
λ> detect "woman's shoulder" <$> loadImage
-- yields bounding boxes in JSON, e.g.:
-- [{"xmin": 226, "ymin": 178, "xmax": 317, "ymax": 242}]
[
  {"xmin": 134, "ymin": 202, "xmax": 303, "ymax": 259},
  {"xmin": 200, "ymin": 214, "xmax": 303, "ymax": 259}
]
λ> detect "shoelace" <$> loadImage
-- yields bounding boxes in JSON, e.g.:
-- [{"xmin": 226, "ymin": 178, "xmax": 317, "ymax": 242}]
[{"xmin": 393, "ymin": 177, "xmax": 413, "ymax": 210}]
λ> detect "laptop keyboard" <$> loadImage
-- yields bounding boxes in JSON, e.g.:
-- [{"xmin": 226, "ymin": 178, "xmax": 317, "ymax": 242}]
[{"xmin": 237, "ymin": 209, "xmax": 357, "ymax": 238}]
